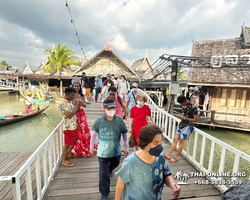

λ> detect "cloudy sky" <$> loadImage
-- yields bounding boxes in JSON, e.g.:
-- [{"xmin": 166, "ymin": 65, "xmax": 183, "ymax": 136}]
[{"xmin": 0, "ymin": 0, "xmax": 249, "ymax": 70}]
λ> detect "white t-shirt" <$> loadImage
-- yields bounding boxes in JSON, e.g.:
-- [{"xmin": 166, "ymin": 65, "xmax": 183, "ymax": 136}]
[
  {"xmin": 25, "ymin": 96, "xmax": 33, "ymax": 105},
  {"xmin": 111, "ymin": 78, "xmax": 117, "ymax": 86},
  {"xmin": 117, "ymin": 79, "xmax": 130, "ymax": 94}
]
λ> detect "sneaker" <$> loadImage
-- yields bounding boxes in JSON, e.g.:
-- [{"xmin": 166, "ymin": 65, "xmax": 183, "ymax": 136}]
[{"xmin": 100, "ymin": 195, "xmax": 108, "ymax": 200}]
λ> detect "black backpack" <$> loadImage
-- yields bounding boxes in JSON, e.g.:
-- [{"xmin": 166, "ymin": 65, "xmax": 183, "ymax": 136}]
[{"xmin": 126, "ymin": 81, "xmax": 130, "ymax": 93}]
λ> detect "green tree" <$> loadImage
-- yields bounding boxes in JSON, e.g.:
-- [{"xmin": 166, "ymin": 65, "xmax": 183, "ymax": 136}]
[
  {"xmin": 0, "ymin": 61, "xmax": 12, "ymax": 69},
  {"xmin": 178, "ymin": 65, "xmax": 188, "ymax": 80},
  {"xmin": 43, "ymin": 44, "xmax": 79, "ymax": 96}
]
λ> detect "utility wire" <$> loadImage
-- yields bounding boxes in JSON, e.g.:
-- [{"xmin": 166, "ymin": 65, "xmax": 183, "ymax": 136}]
[{"xmin": 65, "ymin": 0, "xmax": 87, "ymax": 60}]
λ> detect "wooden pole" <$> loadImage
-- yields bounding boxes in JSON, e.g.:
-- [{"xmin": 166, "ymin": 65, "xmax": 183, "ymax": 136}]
[
  {"xmin": 60, "ymin": 80, "xmax": 63, "ymax": 97},
  {"xmin": 16, "ymin": 76, "xmax": 19, "ymax": 91},
  {"xmin": 23, "ymin": 76, "xmax": 25, "ymax": 89},
  {"xmin": 28, "ymin": 80, "xmax": 31, "ymax": 90},
  {"xmin": 210, "ymin": 110, "xmax": 216, "ymax": 124}
]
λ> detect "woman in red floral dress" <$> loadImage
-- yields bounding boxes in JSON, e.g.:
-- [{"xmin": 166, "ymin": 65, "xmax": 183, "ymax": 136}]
[
  {"xmin": 71, "ymin": 81, "xmax": 97, "ymax": 157},
  {"xmin": 129, "ymin": 94, "xmax": 155, "ymax": 150}
]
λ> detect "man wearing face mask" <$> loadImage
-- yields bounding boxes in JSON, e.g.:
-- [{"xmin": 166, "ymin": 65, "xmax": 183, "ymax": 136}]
[
  {"xmin": 90, "ymin": 98, "xmax": 129, "ymax": 200},
  {"xmin": 126, "ymin": 82, "xmax": 141, "ymax": 117},
  {"xmin": 111, "ymin": 74, "xmax": 117, "ymax": 87},
  {"xmin": 102, "ymin": 73, "xmax": 114, "ymax": 88},
  {"xmin": 102, "ymin": 87, "xmax": 127, "ymax": 120}
]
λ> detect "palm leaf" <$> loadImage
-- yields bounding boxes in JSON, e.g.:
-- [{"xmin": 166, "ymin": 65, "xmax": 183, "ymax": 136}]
[
  {"xmin": 44, "ymin": 43, "xmax": 80, "ymax": 76},
  {"xmin": 178, "ymin": 66, "xmax": 188, "ymax": 80}
]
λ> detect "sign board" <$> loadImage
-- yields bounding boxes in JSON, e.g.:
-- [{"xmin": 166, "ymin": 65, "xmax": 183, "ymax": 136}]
[
  {"xmin": 0, "ymin": 70, "xmax": 16, "ymax": 74},
  {"xmin": 210, "ymin": 55, "xmax": 250, "ymax": 68},
  {"xmin": 169, "ymin": 82, "xmax": 179, "ymax": 95}
]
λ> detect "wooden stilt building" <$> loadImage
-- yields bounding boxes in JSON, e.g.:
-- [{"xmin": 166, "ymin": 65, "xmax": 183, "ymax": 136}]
[{"xmin": 189, "ymin": 25, "xmax": 250, "ymax": 129}]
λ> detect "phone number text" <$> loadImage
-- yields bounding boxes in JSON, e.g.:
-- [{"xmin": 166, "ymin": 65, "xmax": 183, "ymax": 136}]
[{"xmin": 194, "ymin": 180, "xmax": 243, "ymax": 185}]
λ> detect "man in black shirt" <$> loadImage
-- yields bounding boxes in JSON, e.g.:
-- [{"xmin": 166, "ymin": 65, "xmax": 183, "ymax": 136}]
[
  {"xmin": 81, "ymin": 72, "xmax": 91, "ymax": 104},
  {"xmin": 164, "ymin": 95, "xmax": 198, "ymax": 163}
]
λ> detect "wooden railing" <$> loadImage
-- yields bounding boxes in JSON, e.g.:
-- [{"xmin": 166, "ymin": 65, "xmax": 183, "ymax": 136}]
[
  {"xmin": 0, "ymin": 120, "xmax": 64, "ymax": 200},
  {"xmin": 139, "ymin": 89, "xmax": 250, "ymax": 193},
  {"xmin": 174, "ymin": 107, "xmax": 247, "ymax": 124}
]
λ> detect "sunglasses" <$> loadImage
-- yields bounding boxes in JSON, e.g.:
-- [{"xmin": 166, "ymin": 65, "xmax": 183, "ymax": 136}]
[{"xmin": 109, "ymin": 93, "xmax": 116, "ymax": 96}]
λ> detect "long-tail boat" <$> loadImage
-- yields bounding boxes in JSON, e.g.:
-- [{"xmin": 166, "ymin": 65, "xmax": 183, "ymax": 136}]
[{"xmin": 0, "ymin": 105, "xmax": 49, "ymax": 126}]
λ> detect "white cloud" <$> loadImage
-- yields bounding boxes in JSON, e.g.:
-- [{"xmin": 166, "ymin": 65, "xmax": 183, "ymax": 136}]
[
  {"xmin": 0, "ymin": 0, "xmax": 249, "ymax": 70},
  {"xmin": 113, "ymin": 34, "xmax": 130, "ymax": 51}
]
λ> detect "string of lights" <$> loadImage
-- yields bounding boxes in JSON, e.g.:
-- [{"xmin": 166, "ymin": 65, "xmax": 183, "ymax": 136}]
[{"xmin": 65, "ymin": 0, "xmax": 87, "ymax": 59}]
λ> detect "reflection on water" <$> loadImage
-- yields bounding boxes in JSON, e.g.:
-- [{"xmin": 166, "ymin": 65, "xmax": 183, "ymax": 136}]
[
  {"xmin": 0, "ymin": 91, "xmax": 250, "ymax": 155},
  {"xmin": 0, "ymin": 91, "xmax": 62, "ymax": 152},
  {"xmin": 199, "ymin": 126, "xmax": 250, "ymax": 155}
]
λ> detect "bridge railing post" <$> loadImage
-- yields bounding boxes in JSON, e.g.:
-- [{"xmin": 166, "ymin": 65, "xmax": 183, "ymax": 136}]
[
  {"xmin": 0, "ymin": 120, "xmax": 64, "ymax": 200},
  {"xmin": 139, "ymin": 88, "xmax": 250, "ymax": 193}
]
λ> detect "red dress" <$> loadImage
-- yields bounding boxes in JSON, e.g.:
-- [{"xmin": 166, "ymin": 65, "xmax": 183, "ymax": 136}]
[
  {"xmin": 71, "ymin": 108, "xmax": 97, "ymax": 157},
  {"xmin": 130, "ymin": 105, "xmax": 151, "ymax": 146}
]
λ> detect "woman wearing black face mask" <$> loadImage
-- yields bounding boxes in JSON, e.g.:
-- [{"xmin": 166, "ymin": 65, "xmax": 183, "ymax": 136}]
[{"xmin": 115, "ymin": 124, "xmax": 181, "ymax": 200}]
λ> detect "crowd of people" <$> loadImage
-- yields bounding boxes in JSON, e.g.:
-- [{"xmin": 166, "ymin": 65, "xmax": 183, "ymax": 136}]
[{"xmin": 58, "ymin": 72, "xmax": 201, "ymax": 199}]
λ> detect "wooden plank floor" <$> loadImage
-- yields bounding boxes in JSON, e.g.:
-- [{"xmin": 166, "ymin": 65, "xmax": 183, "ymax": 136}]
[
  {"xmin": 0, "ymin": 152, "xmax": 32, "ymax": 200},
  {"xmin": 44, "ymin": 102, "xmax": 222, "ymax": 200},
  {"xmin": 44, "ymin": 144, "xmax": 222, "ymax": 200}
]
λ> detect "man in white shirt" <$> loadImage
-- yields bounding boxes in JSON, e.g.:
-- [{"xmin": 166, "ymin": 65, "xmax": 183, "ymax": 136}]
[
  {"xmin": 24, "ymin": 92, "xmax": 34, "ymax": 113},
  {"xmin": 111, "ymin": 74, "xmax": 117, "ymax": 87}
]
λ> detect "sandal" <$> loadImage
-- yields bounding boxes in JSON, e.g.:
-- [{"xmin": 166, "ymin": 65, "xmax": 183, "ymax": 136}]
[
  {"xmin": 164, "ymin": 155, "xmax": 171, "ymax": 160},
  {"xmin": 67, "ymin": 153, "xmax": 74, "ymax": 159},
  {"xmin": 62, "ymin": 161, "xmax": 74, "ymax": 167},
  {"xmin": 169, "ymin": 157, "xmax": 179, "ymax": 163}
]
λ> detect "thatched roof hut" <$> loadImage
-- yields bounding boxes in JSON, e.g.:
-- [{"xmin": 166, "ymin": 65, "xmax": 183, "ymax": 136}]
[
  {"xmin": 72, "ymin": 49, "xmax": 139, "ymax": 80},
  {"xmin": 189, "ymin": 26, "xmax": 250, "ymax": 86}
]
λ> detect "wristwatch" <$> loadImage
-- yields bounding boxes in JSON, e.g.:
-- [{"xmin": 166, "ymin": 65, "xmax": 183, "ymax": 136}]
[{"xmin": 184, "ymin": 117, "xmax": 186, "ymax": 121}]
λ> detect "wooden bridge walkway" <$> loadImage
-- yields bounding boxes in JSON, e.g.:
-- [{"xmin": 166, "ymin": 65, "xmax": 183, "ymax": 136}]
[
  {"xmin": 0, "ymin": 152, "xmax": 32, "ymax": 200},
  {"xmin": 0, "ymin": 102, "xmax": 222, "ymax": 200},
  {"xmin": 44, "ymin": 102, "xmax": 222, "ymax": 200}
]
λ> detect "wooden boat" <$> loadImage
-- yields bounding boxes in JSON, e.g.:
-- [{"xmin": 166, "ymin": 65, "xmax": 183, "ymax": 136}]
[
  {"xmin": 8, "ymin": 90, "xmax": 19, "ymax": 95},
  {"xmin": 0, "ymin": 105, "xmax": 49, "ymax": 126}
]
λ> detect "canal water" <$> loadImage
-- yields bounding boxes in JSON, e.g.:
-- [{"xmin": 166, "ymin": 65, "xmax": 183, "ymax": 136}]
[
  {"xmin": 0, "ymin": 91, "xmax": 250, "ymax": 155},
  {"xmin": 0, "ymin": 91, "xmax": 61, "ymax": 152}
]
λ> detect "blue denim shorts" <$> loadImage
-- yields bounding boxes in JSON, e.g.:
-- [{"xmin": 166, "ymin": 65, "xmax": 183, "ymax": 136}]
[{"xmin": 176, "ymin": 126, "xmax": 194, "ymax": 140}]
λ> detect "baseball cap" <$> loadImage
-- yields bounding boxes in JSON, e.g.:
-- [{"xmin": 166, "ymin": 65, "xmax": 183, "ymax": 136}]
[
  {"xmin": 103, "ymin": 101, "xmax": 117, "ymax": 109},
  {"xmin": 132, "ymin": 83, "xmax": 138, "ymax": 87}
]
